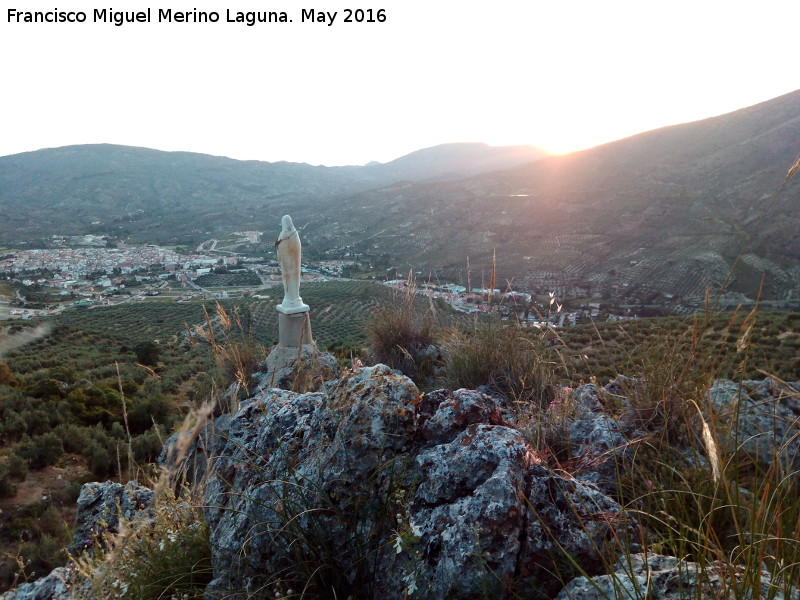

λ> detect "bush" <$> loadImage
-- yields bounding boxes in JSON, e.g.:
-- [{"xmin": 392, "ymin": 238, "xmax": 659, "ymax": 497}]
[
  {"xmin": 85, "ymin": 441, "xmax": 115, "ymax": 478},
  {"xmin": 131, "ymin": 426, "xmax": 165, "ymax": 464},
  {"xmin": 74, "ymin": 489, "xmax": 212, "ymax": 600},
  {"xmin": 367, "ymin": 293, "xmax": 436, "ymax": 381},
  {"xmin": 0, "ymin": 464, "xmax": 16, "ymax": 498},
  {"xmin": 5, "ymin": 454, "xmax": 28, "ymax": 480},
  {"xmin": 14, "ymin": 433, "xmax": 64, "ymax": 470},
  {"xmin": 0, "ymin": 362, "xmax": 18, "ymax": 387},
  {"xmin": 17, "ymin": 534, "xmax": 68, "ymax": 581},
  {"xmin": 133, "ymin": 341, "xmax": 160, "ymax": 367},
  {"xmin": 53, "ymin": 423, "xmax": 91, "ymax": 454},
  {"xmin": 445, "ymin": 323, "xmax": 557, "ymax": 406}
]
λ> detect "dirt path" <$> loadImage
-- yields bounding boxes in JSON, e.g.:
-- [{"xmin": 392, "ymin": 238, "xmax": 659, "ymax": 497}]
[{"xmin": 0, "ymin": 323, "xmax": 53, "ymax": 358}]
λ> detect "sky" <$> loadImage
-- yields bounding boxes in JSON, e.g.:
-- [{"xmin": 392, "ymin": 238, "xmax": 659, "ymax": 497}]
[{"xmin": 2, "ymin": 0, "xmax": 800, "ymax": 166}]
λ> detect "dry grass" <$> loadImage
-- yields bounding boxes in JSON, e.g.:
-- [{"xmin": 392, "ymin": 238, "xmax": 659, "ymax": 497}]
[{"xmin": 367, "ymin": 281, "xmax": 438, "ymax": 382}]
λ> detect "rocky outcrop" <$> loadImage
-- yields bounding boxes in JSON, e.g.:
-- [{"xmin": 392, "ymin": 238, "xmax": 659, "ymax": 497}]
[
  {"xmin": 158, "ymin": 347, "xmax": 341, "ymax": 487},
  {"xmin": 708, "ymin": 378, "xmax": 800, "ymax": 470},
  {"xmin": 0, "ymin": 567, "xmax": 72, "ymax": 600},
  {"xmin": 256, "ymin": 343, "xmax": 341, "ymax": 393},
  {"xmin": 556, "ymin": 552, "xmax": 798, "ymax": 600},
  {"xmin": 67, "ymin": 480, "xmax": 154, "ymax": 555},
  {"xmin": 0, "ymin": 481, "xmax": 153, "ymax": 600},
  {"xmin": 202, "ymin": 365, "xmax": 634, "ymax": 599},
  {"xmin": 8, "ymin": 365, "xmax": 800, "ymax": 600},
  {"xmin": 0, "ymin": 568, "xmax": 72, "ymax": 600}
]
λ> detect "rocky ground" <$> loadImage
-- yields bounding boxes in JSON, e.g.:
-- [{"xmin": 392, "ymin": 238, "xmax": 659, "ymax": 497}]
[{"xmin": 3, "ymin": 349, "xmax": 799, "ymax": 600}]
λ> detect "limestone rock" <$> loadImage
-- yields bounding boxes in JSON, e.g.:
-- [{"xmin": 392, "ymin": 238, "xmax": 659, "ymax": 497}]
[
  {"xmin": 708, "ymin": 378, "xmax": 800, "ymax": 470},
  {"xmin": 202, "ymin": 365, "xmax": 634, "ymax": 599},
  {"xmin": 68, "ymin": 481, "xmax": 153, "ymax": 555},
  {"xmin": 416, "ymin": 388, "xmax": 505, "ymax": 445},
  {"xmin": 556, "ymin": 552, "xmax": 798, "ymax": 600},
  {"xmin": 203, "ymin": 364, "xmax": 419, "ymax": 599},
  {"xmin": 255, "ymin": 343, "xmax": 340, "ymax": 392},
  {"xmin": 0, "ymin": 567, "xmax": 72, "ymax": 600},
  {"xmin": 568, "ymin": 413, "xmax": 630, "ymax": 495}
]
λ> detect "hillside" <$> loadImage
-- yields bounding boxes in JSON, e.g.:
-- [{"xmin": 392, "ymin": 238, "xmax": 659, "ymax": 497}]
[
  {"xmin": 0, "ymin": 143, "xmax": 546, "ymax": 246},
  {"xmin": 296, "ymin": 90, "xmax": 800, "ymax": 303},
  {"xmin": 360, "ymin": 142, "xmax": 548, "ymax": 182},
  {"xmin": 1, "ymin": 91, "xmax": 799, "ymax": 303},
  {"xmin": 0, "ymin": 144, "xmax": 371, "ymax": 244}
]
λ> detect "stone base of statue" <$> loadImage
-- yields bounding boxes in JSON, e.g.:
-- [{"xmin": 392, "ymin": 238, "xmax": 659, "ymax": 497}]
[
  {"xmin": 277, "ymin": 310, "xmax": 313, "ymax": 348},
  {"xmin": 262, "ymin": 308, "xmax": 322, "ymax": 391},
  {"xmin": 276, "ymin": 299, "xmax": 310, "ymax": 315}
]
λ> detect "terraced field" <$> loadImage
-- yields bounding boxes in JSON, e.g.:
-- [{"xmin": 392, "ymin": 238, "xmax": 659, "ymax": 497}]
[
  {"xmin": 245, "ymin": 280, "xmax": 448, "ymax": 351},
  {"xmin": 194, "ymin": 272, "xmax": 261, "ymax": 287},
  {"xmin": 558, "ymin": 311, "xmax": 800, "ymax": 384}
]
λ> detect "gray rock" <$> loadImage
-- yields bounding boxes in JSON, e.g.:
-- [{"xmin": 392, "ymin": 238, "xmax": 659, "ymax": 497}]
[
  {"xmin": 708, "ymin": 378, "xmax": 800, "ymax": 470},
  {"xmin": 400, "ymin": 424, "xmax": 531, "ymax": 599},
  {"xmin": 396, "ymin": 425, "xmax": 634, "ymax": 600},
  {"xmin": 573, "ymin": 384, "xmax": 605, "ymax": 417},
  {"xmin": 203, "ymin": 364, "xmax": 419, "ymax": 599},
  {"xmin": 159, "ymin": 350, "xmax": 340, "ymax": 488},
  {"xmin": 0, "ymin": 567, "xmax": 72, "ymax": 600},
  {"xmin": 202, "ymin": 365, "xmax": 634, "ymax": 600},
  {"xmin": 416, "ymin": 388, "xmax": 505, "ymax": 445},
  {"xmin": 255, "ymin": 344, "xmax": 340, "ymax": 393},
  {"xmin": 556, "ymin": 552, "xmax": 798, "ymax": 600},
  {"xmin": 68, "ymin": 481, "xmax": 153, "ymax": 555},
  {"xmin": 568, "ymin": 413, "xmax": 630, "ymax": 496}
]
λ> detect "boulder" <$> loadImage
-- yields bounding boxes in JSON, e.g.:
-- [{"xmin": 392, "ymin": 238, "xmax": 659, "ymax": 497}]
[
  {"xmin": 416, "ymin": 388, "xmax": 505, "ymax": 444},
  {"xmin": 202, "ymin": 365, "xmax": 634, "ymax": 599},
  {"xmin": 159, "ymin": 349, "xmax": 341, "ymax": 487},
  {"xmin": 0, "ymin": 567, "xmax": 72, "ymax": 600},
  {"xmin": 708, "ymin": 378, "xmax": 800, "ymax": 470},
  {"xmin": 2, "ymin": 480, "xmax": 153, "ymax": 600},
  {"xmin": 556, "ymin": 552, "xmax": 798, "ymax": 600},
  {"xmin": 256, "ymin": 344, "xmax": 340, "ymax": 393},
  {"xmin": 67, "ymin": 481, "xmax": 153, "ymax": 555}
]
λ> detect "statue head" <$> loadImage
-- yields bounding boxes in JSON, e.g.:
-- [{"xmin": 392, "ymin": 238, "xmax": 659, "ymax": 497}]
[{"xmin": 281, "ymin": 215, "xmax": 295, "ymax": 236}]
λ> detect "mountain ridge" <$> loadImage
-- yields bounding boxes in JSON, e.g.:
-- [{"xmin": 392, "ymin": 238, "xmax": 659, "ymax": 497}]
[
  {"xmin": 0, "ymin": 141, "xmax": 548, "ymax": 244},
  {"xmin": 291, "ymin": 89, "xmax": 800, "ymax": 303},
  {"xmin": 1, "ymin": 90, "xmax": 799, "ymax": 303}
]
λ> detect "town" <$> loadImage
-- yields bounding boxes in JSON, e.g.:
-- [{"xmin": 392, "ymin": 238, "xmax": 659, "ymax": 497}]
[{"xmin": 0, "ymin": 235, "xmax": 629, "ymax": 327}]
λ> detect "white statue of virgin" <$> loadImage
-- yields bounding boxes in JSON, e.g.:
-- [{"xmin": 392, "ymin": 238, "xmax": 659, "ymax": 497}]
[{"xmin": 275, "ymin": 215, "xmax": 309, "ymax": 314}]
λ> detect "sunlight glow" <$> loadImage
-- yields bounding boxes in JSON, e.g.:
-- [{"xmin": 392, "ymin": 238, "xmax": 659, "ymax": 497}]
[{"xmin": 1, "ymin": 0, "xmax": 799, "ymax": 164}]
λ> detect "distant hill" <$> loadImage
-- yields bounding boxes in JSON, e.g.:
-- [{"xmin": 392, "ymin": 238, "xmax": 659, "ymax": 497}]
[
  {"xmin": 293, "ymin": 90, "xmax": 800, "ymax": 303},
  {"xmin": 361, "ymin": 143, "xmax": 548, "ymax": 182},
  {"xmin": 0, "ymin": 144, "xmax": 366, "ymax": 245},
  {"xmin": 0, "ymin": 142, "xmax": 547, "ymax": 245},
  {"xmin": 1, "ymin": 90, "xmax": 799, "ymax": 304}
]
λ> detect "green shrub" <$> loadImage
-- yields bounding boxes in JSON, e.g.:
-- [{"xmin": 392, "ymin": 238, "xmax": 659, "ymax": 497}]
[
  {"xmin": 367, "ymin": 292, "xmax": 436, "ymax": 381},
  {"xmin": 0, "ymin": 464, "xmax": 16, "ymax": 498},
  {"xmin": 14, "ymin": 433, "xmax": 64, "ymax": 469},
  {"xmin": 53, "ymin": 423, "xmax": 91, "ymax": 454},
  {"xmin": 74, "ymin": 489, "xmax": 212, "ymax": 600},
  {"xmin": 5, "ymin": 454, "xmax": 28, "ymax": 480},
  {"xmin": 131, "ymin": 426, "xmax": 165, "ymax": 464},
  {"xmin": 445, "ymin": 323, "xmax": 557, "ymax": 406},
  {"xmin": 18, "ymin": 534, "xmax": 68, "ymax": 581},
  {"xmin": 85, "ymin": 441, "xmax": 115, "ymax": 478}
]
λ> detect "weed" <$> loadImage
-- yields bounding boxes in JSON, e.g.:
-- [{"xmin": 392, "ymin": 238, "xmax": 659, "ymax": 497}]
[
  {"xmin": 367, "ymin": 279, "xmax": 438, "ymax": 382},
  {"xmin": 444, "ymin": 322, "xmax": 558, "ymax": 407}
]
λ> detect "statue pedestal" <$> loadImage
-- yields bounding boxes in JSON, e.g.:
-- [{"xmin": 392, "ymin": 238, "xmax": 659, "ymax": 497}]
[{"xmin": 278, "ymin": 310, "xmax": 313, "ymax": 348}]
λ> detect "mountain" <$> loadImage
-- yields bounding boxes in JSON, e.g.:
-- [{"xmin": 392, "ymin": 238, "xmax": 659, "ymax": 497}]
[
  {"xmin": 360, "ymin": 142, "xmax": 548, "ymax": 182},
  {"xmin": 292, "ymin": 90, "xmax": 800, "ymax": 303},
  {"xmin": 0, "ymin": 143, "xmax": 546, "ymax": 245},
  {"xmin": 1, "ymin": 90, "xmax": 799, "ymax": 304},
  {"xmin": 0, "ymin": 144, "xmax": 365, "ymax": 245}
]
